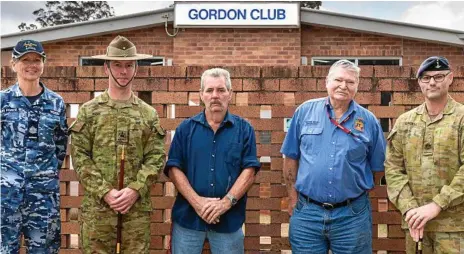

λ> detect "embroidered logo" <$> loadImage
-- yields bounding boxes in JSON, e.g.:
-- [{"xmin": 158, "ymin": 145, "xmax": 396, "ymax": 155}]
[
  {"xmin": 354, "ymin": 117, "xmax": 364, "ymax": 132},
  {"xmin": 23, "ymin": 41, "xmax": 37, "ymax": 50}
]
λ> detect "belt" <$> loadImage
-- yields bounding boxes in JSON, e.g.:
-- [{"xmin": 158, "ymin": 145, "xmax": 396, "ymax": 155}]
[{"xmin": 299, "ymin": 192, "xmax": 365, "ymax": 210}]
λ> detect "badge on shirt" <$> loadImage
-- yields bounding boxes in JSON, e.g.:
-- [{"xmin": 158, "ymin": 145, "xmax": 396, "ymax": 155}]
[
  {"xmin": 354, "ymin": 117, "xmax": 364, "ymax": 132},
  {"xmin": 117, "ymin": 129, "xmax": 129, "ymax": 144}
]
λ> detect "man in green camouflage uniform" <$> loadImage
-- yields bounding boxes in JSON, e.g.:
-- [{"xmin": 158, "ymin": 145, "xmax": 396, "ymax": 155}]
[
  {"xmin": 70, "ymin": 36, "xmax": 165, "ymax": 254},
  {"xmin": 385, "ymin": 56, "xmax": 464, "ymax": 253}
]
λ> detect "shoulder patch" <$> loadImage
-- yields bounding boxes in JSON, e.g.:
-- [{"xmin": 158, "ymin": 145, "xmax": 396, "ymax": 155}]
[
  {"xmin": 386, "ymin": 129, "xmax": 397, "ymax": 141},
  {"xmin": 154, "ymin": 124, "xmax": 166, "ymax": 136},
  {"xmin": 69, "ymin": 121, "xmax": 84, "ymax": 132}
]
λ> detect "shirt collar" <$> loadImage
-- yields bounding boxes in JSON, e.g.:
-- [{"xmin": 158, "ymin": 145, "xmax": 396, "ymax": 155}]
[
  {"xmin": 415, "ymin": 96, "xmax": 457, "ymax": 116},
  {"xmin": 192, "ymin": 110, "xmax": 235, "ymax": 126},
  {"xmin": 325, "ymin": 97, "xmax": 358, "ymax": 115},
  {"xmin": 12, "ymin": 82, "xmax": 52, "ymax": 100},
  {"xmin": 97, "ymin": 89, "xmax": 139, "ymax": 108}
]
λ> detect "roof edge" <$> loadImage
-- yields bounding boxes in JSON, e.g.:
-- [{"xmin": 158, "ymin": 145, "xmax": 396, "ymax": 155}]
[
  {"xmin": 301, "ymin": 8, "xmax": 464, "ymax": 34},
  {"xmin": 1, "ymin": 7, "xmax": 174, "ymax": 38},
  {"xmin": 301, "ymin": 8, "xmax": 464, "ymax": 46}
]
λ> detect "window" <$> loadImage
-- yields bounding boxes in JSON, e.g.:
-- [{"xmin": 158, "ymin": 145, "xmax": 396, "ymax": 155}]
[
  {"xmin": 311, "ymin": 57, "xmax": 401, "ymax": 66},
  {"xmin": 79, "ymin": 57, "xmax": 165, "ymax": 66}
]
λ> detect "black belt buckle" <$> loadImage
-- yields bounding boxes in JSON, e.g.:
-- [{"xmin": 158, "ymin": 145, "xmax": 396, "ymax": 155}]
[{"xmin": 322, "ymin": 203, "xmax": 335, "ymax": 210}]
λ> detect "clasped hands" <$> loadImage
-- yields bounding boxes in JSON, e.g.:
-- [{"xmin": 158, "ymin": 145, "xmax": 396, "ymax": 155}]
[
  {"xmin": 405, "ymin": 202, "xmax": 442, "ymax": 242},
  {"xmin": 193, "ymin": 197, "xmax": 232, "ymax": 224},
  {"xmin": 104, "ymin": 188, "xmax": 140, "ymax": 214}
]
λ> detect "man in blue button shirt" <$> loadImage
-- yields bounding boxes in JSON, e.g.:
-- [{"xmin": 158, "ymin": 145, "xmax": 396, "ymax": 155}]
[
  {"xmin": 281, "ymin": 60, "xmax": 386, "ymax": 253},
  {"xmin": 165, "ymin": 68, "xmax": 260, "ymax": 254}
]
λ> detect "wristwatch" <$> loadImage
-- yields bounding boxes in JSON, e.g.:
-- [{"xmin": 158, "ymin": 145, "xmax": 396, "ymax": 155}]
[{"xmin": 226, "ymin": 194, "xmax": 237, "ymax": 206}]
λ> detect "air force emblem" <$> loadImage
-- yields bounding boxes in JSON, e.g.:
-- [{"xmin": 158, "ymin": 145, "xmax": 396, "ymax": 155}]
[{"xmin": 23, "ymin": 41, "xmax": 37, "ymax": 50}]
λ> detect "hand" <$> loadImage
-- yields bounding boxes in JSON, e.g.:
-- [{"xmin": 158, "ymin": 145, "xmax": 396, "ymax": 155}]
[
  {"xmin": 287, "ymin": 195, "xmax": 297, "ymax": 216},
  {"xmin": 409, "ymin": 227, "xmax": 424, "ymax": 242},
  {"xmin": 201, "ymin": 199, "xmax": 231, "ymax": 224},
  {"xmin": 104, "ymin": 189, "xmax": 122, "ymax": 209},
  {"xmin": 405, "ymin": 202, "xmax": 442, "ymax": 229},
  {"xmin": 192, "ymin": 197, "xmax": 221, "ymax": 224},
  {"xmin": 107, "ymin": 188, "xmax": 140, "ymax": 214}
]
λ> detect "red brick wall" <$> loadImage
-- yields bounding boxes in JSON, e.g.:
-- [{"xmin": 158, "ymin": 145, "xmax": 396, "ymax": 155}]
[
  {"xmin": 3, "ymin": 25, "xmax": 463, "ymax": 67},
  {"xmin": 301, "ymin": 26, "xmax": 464, "ymax": 66},
  {"xmin": 2, "ymin": 65, "xmax": 464, "ymax": 253},
  {"xmin": 173, "ymin": 28, "xmax": 301, "ymax": 66},
  {"xmin": 42, "ymin": 26, "xmax": 174, "ymax": 66},
  {"xmin": 301, "ymin": 26, "xmax": 403, "ymax": 57},
  {"xmin": 402, "ymin": 39, "xmax": 464, "ymax": 66}
]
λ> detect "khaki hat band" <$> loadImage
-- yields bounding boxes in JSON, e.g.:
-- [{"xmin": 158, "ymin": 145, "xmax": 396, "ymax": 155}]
[{"xmin": 106, "ymin": 45, "xmax": 136, "ymax": 57}]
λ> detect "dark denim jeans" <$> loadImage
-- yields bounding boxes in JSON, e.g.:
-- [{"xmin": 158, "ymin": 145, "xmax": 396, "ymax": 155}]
[{"xmin": 289, "ymin": 192, "xmax": 372, "ymax": 254}]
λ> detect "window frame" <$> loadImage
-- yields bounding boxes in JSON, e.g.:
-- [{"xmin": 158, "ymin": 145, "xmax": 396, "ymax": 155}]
[
  {"xmin": 79, "ymin": 56, "xmax": 166, "ymax": 66},
  {"xmin": 310, "ymin": 56, "xmax": 402, "ymax": 66}
]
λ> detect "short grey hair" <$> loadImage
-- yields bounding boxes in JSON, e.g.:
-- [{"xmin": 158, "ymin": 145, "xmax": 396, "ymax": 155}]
[
  {"xmin": 200, "ymin": 68, "xmax": 232, "ymax": 91},
  {"xmin": 327, "ymin": 59, "xmax": 361, "ymax": 82}
]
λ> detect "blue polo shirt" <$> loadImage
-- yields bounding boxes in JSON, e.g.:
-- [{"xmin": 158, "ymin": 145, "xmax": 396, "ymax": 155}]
[
  {"xmin": 281, "ymin": 97, "xmax": 386, "ymax": 203},
  {"xmin": 164, "ymin": 111, "xmax": 260, "ymax": 233}
]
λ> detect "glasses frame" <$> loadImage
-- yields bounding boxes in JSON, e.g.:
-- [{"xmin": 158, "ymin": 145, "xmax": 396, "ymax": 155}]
[{"xmin": 419, "ymin": 71, "xmax": 451, "ymax": 83}]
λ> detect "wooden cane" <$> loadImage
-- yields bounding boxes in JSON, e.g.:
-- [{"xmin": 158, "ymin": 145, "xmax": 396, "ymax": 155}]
[{"xmin": 116, "ymin": 145, "xmax": 125, "ymax": 254}]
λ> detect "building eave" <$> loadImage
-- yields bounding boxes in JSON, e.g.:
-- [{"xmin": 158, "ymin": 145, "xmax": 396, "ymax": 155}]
[
  {"xmin": 1, "ymin": 7, "xmax": 174, "ymax": 49},
  {"xmin": 2, "ymin": 6, "xmax": 463, "ymax": 50},
  {"xmin": 301, "ymin": 8, "xmax": 464, "ymax": 47}
]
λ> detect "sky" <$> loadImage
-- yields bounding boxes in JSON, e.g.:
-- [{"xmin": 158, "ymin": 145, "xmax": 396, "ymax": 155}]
[{"xmin": 1, "ymin": 1, "xmax": 464, "ymax": 36}]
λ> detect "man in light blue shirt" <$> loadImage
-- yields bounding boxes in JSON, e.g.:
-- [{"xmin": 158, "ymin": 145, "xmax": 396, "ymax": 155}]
[{"xmin": 281, "ymin": 59, "xmax": 386, "ymax": 253}]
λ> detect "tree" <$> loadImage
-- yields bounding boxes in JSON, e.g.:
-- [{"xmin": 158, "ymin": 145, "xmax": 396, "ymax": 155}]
[
  {"xmin": 18, "ymin": 1, "xmax": 115, "ymax": 31},
  {"xmin": 301, "ymin": 1, "xmax": 322, "ymax": 9}
]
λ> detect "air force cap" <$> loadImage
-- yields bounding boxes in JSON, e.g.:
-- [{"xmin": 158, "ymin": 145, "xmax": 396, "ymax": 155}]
[{"xmin": 12, "ymin": 39, "xmax": 46, "ymax": 59}]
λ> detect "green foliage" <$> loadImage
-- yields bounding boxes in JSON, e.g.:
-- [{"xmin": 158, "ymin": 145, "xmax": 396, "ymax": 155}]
[
  {"xmin": 301, "ymin": 1, "xmax": 322, "ymax": 9},
  {"xmin": 18, "ymin": 1, "xmax": 115, "ymax": 31}
]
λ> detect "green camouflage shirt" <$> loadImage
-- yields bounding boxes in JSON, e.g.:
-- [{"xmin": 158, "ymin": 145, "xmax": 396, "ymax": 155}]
[
  {"xmin": 385, "ymin": 97, "xmax": 464, "ymax": 231},
  {"xmin": 70, "ymin": 90, "xmax": 165, "ymax": 212}
]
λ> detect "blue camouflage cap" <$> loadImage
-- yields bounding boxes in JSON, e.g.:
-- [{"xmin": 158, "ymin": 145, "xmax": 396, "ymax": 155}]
[
  {"xmin": 416, "ymin": 56, "xmax": 450, "ymax": 78},
  {"xmin": 12, "ymin": 39, "xmax": 46, "ymax": 59}
]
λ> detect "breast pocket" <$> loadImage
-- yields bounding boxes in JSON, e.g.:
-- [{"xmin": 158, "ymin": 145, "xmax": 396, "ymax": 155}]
[
  {"xmin": 299, "ymin": 126, "xmax": 323, "ymax": 157},
  {"xmin": 1, "ymin": 109, "xmax": 20, "ymax": 138},
  {"xmin": 224, "ymin": 142, "xmax": 243, "ymax": 187},
  {"xmin": 39, "ymin": 113, "xmax": 60, "ymax": 145}
]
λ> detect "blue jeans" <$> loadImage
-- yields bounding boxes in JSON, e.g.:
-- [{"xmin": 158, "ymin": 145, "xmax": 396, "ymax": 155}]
[
  {"xmin": 171, "ymin": 222, "xmax": 244, "ymax": 254},
  {"xmin": 289, "ymin": 192, "xmax": 372, "ymax": 254}
]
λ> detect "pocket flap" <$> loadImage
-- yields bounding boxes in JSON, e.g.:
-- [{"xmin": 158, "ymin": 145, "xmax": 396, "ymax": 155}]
[{"xmin": 301, "ymin": 127, "xmax": 323, "ymax": 135}]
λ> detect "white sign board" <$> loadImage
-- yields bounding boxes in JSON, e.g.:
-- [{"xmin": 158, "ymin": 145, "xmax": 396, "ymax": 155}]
[{"xmin": 175, "ymin": 2, "xmax": 300, "ymax": 28}]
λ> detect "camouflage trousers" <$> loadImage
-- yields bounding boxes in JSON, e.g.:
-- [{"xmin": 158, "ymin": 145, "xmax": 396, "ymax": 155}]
[
  {"xmin": 80, "ymin": 209, "xmax": 151, "ymax": 254},
  {"xmin": 1, "ymin": 187, "xmax": 61, "ymax": 254},
  {"xmin": 405, "ymin": 230, "xmax": 463, "ymax": 254}
]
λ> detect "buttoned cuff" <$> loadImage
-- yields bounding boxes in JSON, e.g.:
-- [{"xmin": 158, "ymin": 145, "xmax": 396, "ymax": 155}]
[
  {"xmin": 128, "ymin": 181, "xmax": 147, "ymax": 197},
  {"xmin": 399, "ymin": 200, "xmax": 419, "ymax": 216},
  {"xmin": 97, "ymin": 183, "xmax": 113, "ymax": 202},
  {"xmin": 432, "ymin": 194, "xmax": 449, "ymax": 210}
]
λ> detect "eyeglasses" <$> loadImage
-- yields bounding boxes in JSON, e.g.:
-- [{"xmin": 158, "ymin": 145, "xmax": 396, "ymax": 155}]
[{"xmin": 419, "ymin": 72, "xmax": 451, "ymax": 83}]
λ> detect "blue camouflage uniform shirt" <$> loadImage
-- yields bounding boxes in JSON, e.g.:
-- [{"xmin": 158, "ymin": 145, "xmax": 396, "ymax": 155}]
[
  {"xmin": 281, "ymin": 97, "xmax": 386, "ymax": 203},
  {"xmin": 1, "ymin": 83, "xmax": 68, "ymax": 198}
]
